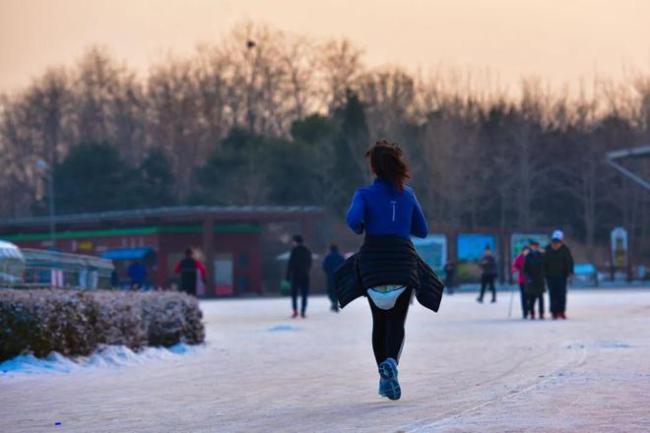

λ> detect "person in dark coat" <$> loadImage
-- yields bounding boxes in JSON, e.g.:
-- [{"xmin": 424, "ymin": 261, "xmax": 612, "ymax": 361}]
[
  {"xmin": 286, "ymin": 234, "xmax": 312, "ymax": 318},
  {"xmin": 340, "ymin": 139, "xmax": 440, "ymax": 401},
  {"xmin": 443, "ymin": 261, "xmax": 457, "ymax": 295},
  {"xmin": 174, "ymin": 248, "xmax": 206, "ymax": 296},
  {"xmin": 477, "ymin": 246, "xmax": 498, "ymax": 303},
  {"xmin": 544, "ymin": 230, "xmax": 574, "ymax": 319},
  {"xmin": 127, "ymin": 260, "xmax": 147, "ymax": 290},
  {"xmin": 524, "ymin": 240, "xmax": 545, "ymax": 319},
  {"xmin": 322, "ymin": 243, "xmax": 345, "ymax": 312}
]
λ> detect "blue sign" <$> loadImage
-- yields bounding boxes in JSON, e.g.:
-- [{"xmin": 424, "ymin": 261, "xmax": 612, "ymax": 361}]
[
  {"xmin": 413, "ymin": 235, "xmax": 447, "ymax": 271},
  {"xmin": 458, "ymin": 234, "xmax": 496, "ymax": 262}
]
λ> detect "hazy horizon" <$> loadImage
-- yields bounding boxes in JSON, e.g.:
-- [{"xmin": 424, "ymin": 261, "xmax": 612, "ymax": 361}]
[{"xmin": 1, "ymin": 0, "xmax": 650, "ymax": 94}]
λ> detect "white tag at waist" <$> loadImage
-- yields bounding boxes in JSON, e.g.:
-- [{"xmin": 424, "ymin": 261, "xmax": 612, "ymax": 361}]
[{"xmin": 367, "ymin": 286, "xmax": 406, "ymax": 310}]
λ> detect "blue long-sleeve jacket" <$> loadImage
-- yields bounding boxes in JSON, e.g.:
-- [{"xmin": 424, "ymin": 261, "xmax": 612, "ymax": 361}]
[
  {"xmin": 322, "ymin": 251, "xmax": 345, "ymax": 276},
  {"xmin": 346, "ymin": 178, "xmax": 428, "ymax": 239}
]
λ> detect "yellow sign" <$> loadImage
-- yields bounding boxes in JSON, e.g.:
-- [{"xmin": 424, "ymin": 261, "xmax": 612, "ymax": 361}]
[{"xmin": 77, "ymin": 240, "xmax": 94, "ymax": 252}]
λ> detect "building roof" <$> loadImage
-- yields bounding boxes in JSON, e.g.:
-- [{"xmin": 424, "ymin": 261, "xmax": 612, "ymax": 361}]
[
  {"xmin": 100, "ymin": 247, "xmax": 156, "ymax": 261},
  {"xmin": 606, "ymin": 145, "xmax": 650, "ymax": 160},
  {"xmin": 0, "ymin": 240, "xmax": 23, "ymax": 260},
  {"xmin": 606, "ymin": 145, "xmax": 650, "ymax": 191},
  {"xmin": 0, "ymin": 205, "xmax": 325, "ymax": 230}
]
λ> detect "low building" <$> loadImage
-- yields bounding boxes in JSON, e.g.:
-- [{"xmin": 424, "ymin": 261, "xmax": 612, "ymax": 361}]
[{"xmin": 0, "ymin": 206, "xmax": 325, "ymax": 297}]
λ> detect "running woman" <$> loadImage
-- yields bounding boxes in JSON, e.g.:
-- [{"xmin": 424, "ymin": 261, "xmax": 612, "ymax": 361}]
[{"xmin": 337, "ymin": 139, "xmax": 443, "ymax": 401}]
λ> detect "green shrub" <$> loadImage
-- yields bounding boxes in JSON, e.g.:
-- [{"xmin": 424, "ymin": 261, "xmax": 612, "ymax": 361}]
[{"xmin": 0, "ymin": 289, "xmax": 204, "ymax": 361}]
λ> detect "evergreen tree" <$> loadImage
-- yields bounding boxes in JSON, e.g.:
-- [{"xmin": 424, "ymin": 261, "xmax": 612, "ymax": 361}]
[
  {"xmin": 330, "ymin": 90, "xmax": 370, "ymax": 213},
  {"xmin": 265, "ymin": 138, "xmax": 319, "ymax": 205},
  {"xmin": 196, "ymin": 128, "xmax": 270, "ymax": 205},
  {"xmin": 54, "ymin": 142, "xmax": 133, "ymax": 213},
  {"xmin": 290, "ymin": 114, "xmax": 340, "ymax": 208},
  {"xmin": 290, "ymin": 114, "xmax": 337, "ymax": 144},
  {"xmin": 138, "ymin": 148, "xmax": 175, "ymax": 207}
]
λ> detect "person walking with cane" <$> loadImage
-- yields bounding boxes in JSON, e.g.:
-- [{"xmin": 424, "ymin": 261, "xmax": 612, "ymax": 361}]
[{"xmin": 512, "ymin": 246, "xmax": 530, "ymax": 319}]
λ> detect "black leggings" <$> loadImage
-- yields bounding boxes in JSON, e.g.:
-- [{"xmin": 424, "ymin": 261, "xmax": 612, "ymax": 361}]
[{"xmin": 368, "ymin": 289, "xmax": 412, "ymax": 366}]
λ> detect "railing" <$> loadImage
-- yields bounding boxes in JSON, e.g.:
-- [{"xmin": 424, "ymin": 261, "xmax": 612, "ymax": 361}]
[
  {"xmin": 20, "ymin": 265, "xmax": 113, "ymax": 290},
  {"xmin": 1, "ymin": 248, "xmax": 114, "ymax": 290}
]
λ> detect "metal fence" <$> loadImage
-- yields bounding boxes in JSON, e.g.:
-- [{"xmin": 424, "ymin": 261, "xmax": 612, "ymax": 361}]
[{"xmin": 1, "ymin": 248, "xmax": 114, "ymax": 290}]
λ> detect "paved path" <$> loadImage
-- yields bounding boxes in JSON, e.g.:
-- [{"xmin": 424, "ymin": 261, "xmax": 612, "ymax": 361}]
[{"xmin": 2, "ymin": 290, "xmax": 650, "ymax": 432}]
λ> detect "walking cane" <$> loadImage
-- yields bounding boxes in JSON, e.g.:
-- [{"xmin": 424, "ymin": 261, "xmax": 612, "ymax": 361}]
[{"xmin": 507, "ymin": 283, "xmax": 516, "ymax": 319}]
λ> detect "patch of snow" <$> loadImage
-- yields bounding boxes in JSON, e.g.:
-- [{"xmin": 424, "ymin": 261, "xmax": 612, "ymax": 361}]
[
  {"xmin": 0, "ymin": 343, "xmax": 199, "ymax": 379},
  {"xmin": 267, "ymin": 324, "xmax": 300, "ymax": 332}
]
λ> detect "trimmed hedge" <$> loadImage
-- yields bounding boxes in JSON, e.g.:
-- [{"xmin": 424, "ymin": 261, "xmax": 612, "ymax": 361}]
[{"xmin": 0, "ymin": 289, "xmax": 205, "ymax": 362}]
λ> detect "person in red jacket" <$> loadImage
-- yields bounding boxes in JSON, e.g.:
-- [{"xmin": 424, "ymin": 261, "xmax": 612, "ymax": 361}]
[
  {"xmin": 174, "ymin": 248, "xmax": 206, "ymax": 296},
  {"xmin": 512, "ymin": 246, "xmax": 530, "ymax": 319}
]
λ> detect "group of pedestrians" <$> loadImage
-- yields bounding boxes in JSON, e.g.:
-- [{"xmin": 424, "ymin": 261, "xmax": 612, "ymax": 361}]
[
  {"xmin": 284, "ymin": 236, "xmax": 347, "ymax": 318},
  {"xmin": 511, "ymin": 231, "xmax": 574, "ymax": 320},
  {"xmin": 273, "ymin": 137, "xmax": 577, "ymax": 402}
]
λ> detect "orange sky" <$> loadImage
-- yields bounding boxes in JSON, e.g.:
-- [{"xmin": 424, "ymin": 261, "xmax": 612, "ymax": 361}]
[{"xmin": 1, "ymin": 0, "xmax": 649, "ymax": 93}]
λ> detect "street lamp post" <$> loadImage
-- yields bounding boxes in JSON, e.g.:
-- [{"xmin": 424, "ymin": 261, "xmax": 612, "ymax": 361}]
[{"xmin": 35, "ymin": 159, "xmax": 56, "ymax": 246}]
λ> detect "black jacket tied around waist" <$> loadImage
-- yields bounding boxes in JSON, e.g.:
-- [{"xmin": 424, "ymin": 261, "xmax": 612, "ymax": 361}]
[{"xmin": 334, "ymin": 235, "xmax": 444, "ymax": 312}]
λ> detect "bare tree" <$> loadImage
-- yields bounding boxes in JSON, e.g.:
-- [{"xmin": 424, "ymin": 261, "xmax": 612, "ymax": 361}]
[
  {"xmin": 193, "ymin": 44, "xmax": 232, "ymax": 149},
  {"xmin": 147, "ymin": 58, "xmax": 202, "ymax": 201},
  {"xmin": 316, "ymin": 39, "xmax": 364, "ymax": 111},
  {"xmin": 69, "ymin": 47, "xmax": 147, "ymax": 163},
  {"xmin": 218, "ymin": 23, "xmax": 297, "ymax": 135},
  {"xmin": 109, "ymin": 70, "xmax": 146, "ymax": 163},
  {"xmin": 0, "ymin": 67, "xmax": 74, "ymax": 217},
  {"xmin": 358, "ymin": 67, "xmax": 417, "ymax": 140},
  {"xmin": 279, "ymin": 36, "xmax": 317, "ymax": 120},
  {"xmin": 73, "ymin": 47, "xmax": 119, "ymax": 144},
  {"xmin": 0, "ymin": 95, "xmax": 40, "ymax": 216}
]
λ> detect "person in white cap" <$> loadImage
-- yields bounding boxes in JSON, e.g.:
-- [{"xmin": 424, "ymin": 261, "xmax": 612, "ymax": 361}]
[{"xmin": 543, "ymin": 230, "xmax": 574, "ymax": 319}]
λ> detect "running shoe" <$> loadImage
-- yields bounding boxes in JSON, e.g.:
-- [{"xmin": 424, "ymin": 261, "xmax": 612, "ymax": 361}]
[
  {"xmin": 378, "ymin": 358, "xmax": 401, "ymax": 400},
  {"xmin": 378, "ymin": 378, "xmax": 388, "ymax": 397}
]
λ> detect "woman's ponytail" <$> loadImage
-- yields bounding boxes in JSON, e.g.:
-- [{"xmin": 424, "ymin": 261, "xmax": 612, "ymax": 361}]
[{"xmin": 365, "ymin": 139, "xmax": 410, "ymax": 191}]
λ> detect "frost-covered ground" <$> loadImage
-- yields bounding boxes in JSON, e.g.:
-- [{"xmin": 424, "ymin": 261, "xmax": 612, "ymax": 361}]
[{"xmin": 1, "ymin": 289, "xmax": 649, "ymax": 433}]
